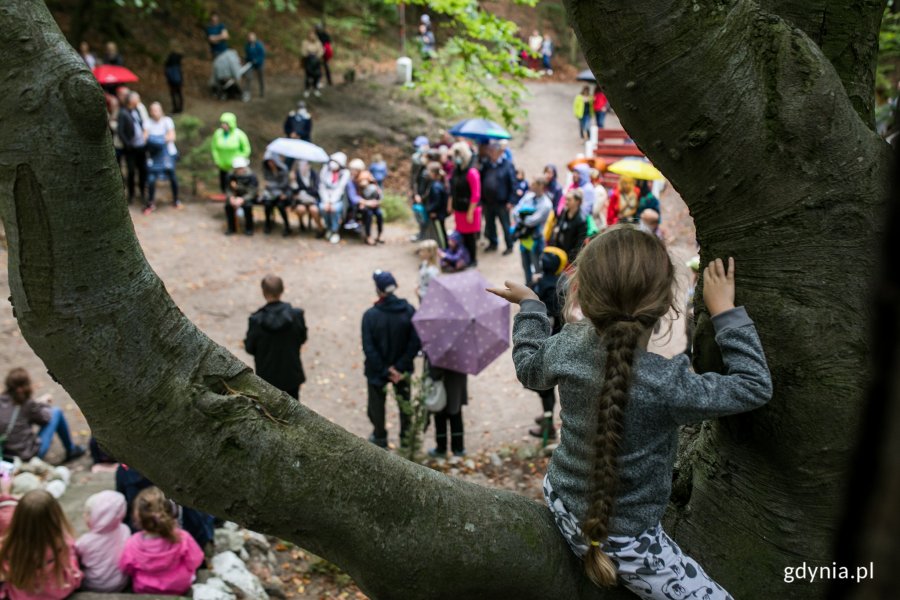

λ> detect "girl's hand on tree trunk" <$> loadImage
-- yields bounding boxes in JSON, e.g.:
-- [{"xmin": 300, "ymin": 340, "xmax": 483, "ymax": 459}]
[{"xmin": 703, "ymin": 257, "xmax": 736, "ymax": 317}]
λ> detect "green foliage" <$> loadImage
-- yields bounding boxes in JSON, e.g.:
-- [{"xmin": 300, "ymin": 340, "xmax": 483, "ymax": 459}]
[
  {"xmin": 877, "ymin": 9, "xmax": 900, "ymax": 134},
  {"xmin": 393, "ymin": 372, "xmax": 432, "ymax": 461},
  {"xmin": 381, "ymin": 192, "xmax": 412, "ymax": 223},
  {"xmin": 389, "ymin": 0, "xmax": 540, "ymax": 129},
  {"xmin": 174, "ymin": 114, "xmax": 217, "ymax": 193}
]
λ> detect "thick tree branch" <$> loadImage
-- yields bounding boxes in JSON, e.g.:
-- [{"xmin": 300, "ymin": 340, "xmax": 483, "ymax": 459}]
[
  {"xmin": 760, "ymin": 0, "xmax": 886, "ymax": 124},
  {"xmin": 0, "ymin": 2, "xmax": 630, "ymax": 599},
  {"xmin": 565, "ymin": 0, "xmax": 892, "ymax": 596}
]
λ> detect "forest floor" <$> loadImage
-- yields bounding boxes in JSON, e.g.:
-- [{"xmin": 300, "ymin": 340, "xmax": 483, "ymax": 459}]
[{"xmin": 0, "ymin": 73, "xmax": 697, "ymax": 598}]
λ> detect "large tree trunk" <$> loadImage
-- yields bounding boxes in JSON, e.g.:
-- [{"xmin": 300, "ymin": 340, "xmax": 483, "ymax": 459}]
[
  {"xmin": 0, "ymin": 2, "xmax": 626, "ymax": 599},
  {"xmin": 565, "ymin": 0, "xmax": 892, "ymax": 597},
  {"xmin": 0, "ymin": 0, "xmax": 894, "ymax": 598}
]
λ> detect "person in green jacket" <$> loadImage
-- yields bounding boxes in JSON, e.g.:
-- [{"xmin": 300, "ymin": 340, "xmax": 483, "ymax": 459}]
[
  {"xmin": 211, "ymin": 112, "xmax": 251, "ymax": 192},
  {"xmin": 572, "ymin": 86, "xmax": 593, "ymax": 140}
]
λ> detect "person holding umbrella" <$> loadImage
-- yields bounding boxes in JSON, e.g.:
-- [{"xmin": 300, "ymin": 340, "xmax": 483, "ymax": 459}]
[{"xmin": 362, "ymin": 271, "xmax": 420, "ymax": 449}]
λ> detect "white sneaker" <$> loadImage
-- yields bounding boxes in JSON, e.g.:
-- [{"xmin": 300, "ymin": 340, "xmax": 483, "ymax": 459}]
[
  {"xmin": 304, "ymin": 90, "xmax": 310, "ymax": 98},
  {"xmin": 330, "ymin": 233, "xmax": 340, "ymax": 244},
  {"xmin": 314, "ymin": 89, "xmax": 321, "ymax": 98}
]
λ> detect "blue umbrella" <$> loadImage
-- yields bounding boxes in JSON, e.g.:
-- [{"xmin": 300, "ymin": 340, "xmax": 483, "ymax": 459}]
[{"xmin": 449, "ymin": 118, "xmax": 511, "ymax": 142}]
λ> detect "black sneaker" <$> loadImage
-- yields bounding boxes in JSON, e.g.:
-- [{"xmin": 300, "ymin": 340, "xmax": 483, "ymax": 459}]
[
  {"xmin": 368, "ymin": 434, "xmax": 388, "ymax": 448},
  {"xmin": 64, "ymin": 444, "xmax": 87, "ymax": 463},
  {"xmin": 502, "ymin": 248, "xmax": 514, "ymax": 256},
  {"xmin": 529, "ymin": 426, "xmax": 557, "ymax": 440},
  {"xmin": 485, "ymin": 245, "xmax": 498, "ymax": 253},
  {"xmin": 428, "ymin": 448, "xmax": 448, "ymax": 458}
]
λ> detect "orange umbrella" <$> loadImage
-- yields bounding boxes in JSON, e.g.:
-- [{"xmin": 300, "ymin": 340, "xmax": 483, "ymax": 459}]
[{"xmin": 567, "ymin": 156, "xmax": 607, "ymax": 172}]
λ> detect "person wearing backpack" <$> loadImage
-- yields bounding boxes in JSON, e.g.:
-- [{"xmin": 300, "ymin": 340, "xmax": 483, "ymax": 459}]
[
  {"xmin": 164, "ymin": 52, "xmax": 184, "ymax": 114},
  {"xmin": 448, "ymin": 142, "xmax": 481, "ymax": 266},
  {"xmin": 301, "ymin": 30, "xmax": 324, "ymax": 98}
]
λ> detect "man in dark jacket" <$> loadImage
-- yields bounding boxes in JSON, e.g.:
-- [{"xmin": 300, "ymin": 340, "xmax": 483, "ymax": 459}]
[
  {"xmin": 244, "ymin": 275, "xmax": 308, "ymax": 400},
  {"xmin": 361, "ymin": 270, "xmax": 420, "ymax": 448},
  {"xmin": 479, "ymin": 142, "xmax": 518, "ymax": 255},
  {"xmin": 283, "ymin": 102, "xmax": 313, "ymax": 142}
]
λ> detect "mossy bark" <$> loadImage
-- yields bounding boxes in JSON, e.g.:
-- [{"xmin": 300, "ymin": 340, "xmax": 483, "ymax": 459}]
[{"xmin": 565, "ymin": 0, "xmax": 892, "ymax": 597}]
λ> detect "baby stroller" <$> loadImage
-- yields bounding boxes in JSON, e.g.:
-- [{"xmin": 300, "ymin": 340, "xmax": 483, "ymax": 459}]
[{"xmin": 210, "ymin": 49, "xmax": 253, "ymax": 101}]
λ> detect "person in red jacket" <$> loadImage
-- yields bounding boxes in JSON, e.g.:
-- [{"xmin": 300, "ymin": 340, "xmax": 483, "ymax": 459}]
[
  {"xmin": 593, "ymin": 86, "xmax": 609, "ymax": 129},
  {"xmin": 607, "ymin": 176, "xmax": 639, "ymax": 226}
]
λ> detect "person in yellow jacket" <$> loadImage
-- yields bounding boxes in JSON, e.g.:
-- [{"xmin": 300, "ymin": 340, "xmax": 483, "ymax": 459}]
[
  {"xmin": 211, "ymin": 112, "xmax": 251, "ymax": 192},
  {"xmin": 572, "ymin": 86, "xmax": 593, "ymax": 140}
]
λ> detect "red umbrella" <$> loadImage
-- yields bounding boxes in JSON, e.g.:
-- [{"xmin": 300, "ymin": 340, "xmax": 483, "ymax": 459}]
[{"xmin": 92, "ymin": 65, "xmax": 139, "ymax": 85}]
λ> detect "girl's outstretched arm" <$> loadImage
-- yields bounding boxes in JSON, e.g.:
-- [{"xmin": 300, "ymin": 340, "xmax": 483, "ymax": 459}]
[{"xmin": 489, "ymin": 282, "xmax": 560, "ymax": 391}]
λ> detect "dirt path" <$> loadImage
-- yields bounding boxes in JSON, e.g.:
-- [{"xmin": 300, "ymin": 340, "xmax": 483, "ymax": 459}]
[{"xmin": 0, "ymin": 81, "xmax": 697, "ymax": 458}]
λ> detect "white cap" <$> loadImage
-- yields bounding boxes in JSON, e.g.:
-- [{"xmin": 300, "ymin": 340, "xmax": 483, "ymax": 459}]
[
  {"xmin": 421, "ymin": 14, "xmax": 430, "ymax": 24},
  {"xmin": 232, "ymin": 156, "xmax": 250, "ymax": 169},
  {"xmin": 348, "ymin": 158, "xmax": 366, "ymax": 171},
  {"xmin": 330, "ymin": 151, "xmax": 347, "ymax": 168}
]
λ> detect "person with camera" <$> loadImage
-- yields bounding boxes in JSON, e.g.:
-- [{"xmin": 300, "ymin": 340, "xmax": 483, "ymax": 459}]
[{"xmin": 511, "ymin": 178, "xmax": 553, "ymax": 285}]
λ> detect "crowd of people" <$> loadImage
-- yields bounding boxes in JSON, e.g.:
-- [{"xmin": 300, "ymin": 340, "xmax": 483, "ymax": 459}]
[
  {"xmin": 62, "ymin": 16, "xmax": 760, "ymax": 600},
  {"xmin": 210, "ymin": 108, "xmax": 390, "ymax": 244}
]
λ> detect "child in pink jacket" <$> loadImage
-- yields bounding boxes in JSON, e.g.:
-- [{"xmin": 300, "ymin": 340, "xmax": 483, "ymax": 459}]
[
  {"xmin": 117, "ymin": 486, "xmax": 204, "ymax": 595},
  {"xmin": 75, "ymin": 490, "xmax": 130, "ymax": 592},
  {"xmin": 0, "ymin": 490, "xmax": 83, "ymax": 600}
]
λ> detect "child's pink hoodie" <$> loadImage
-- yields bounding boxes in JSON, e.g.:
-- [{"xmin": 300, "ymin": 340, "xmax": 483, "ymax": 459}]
[
  {"xmin": 75, "ymin": 491, "xmax": 130, "ymax": 592},
  {"xmin": 117, "ymin": 527, "xmax": 204, "ymax": 595},
  {"xmin": 3, "ymin": 537, "xmax": 83, "ymax": 600}
]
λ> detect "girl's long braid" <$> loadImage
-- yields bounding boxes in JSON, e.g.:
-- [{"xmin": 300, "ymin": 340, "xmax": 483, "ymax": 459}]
[
  {"xmin": 582, "ymin": 318, "xmax": 644, "ymax": 586},
  {"xmin": 569, "ymin": 226, "xmax": 676, "ymax": 587}
]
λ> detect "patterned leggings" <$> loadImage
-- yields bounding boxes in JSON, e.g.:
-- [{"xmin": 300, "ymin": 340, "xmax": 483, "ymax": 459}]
[{"xmin": 543, "ymin": 475, "xmax": 734, "ymax": 600}]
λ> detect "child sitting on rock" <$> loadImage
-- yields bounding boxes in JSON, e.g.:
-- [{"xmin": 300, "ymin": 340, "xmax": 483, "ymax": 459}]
[
  {"xmin": 76, "ymin": 490, "xmax": 131, "ymax": 592},
  {"xmin": 118, "ymin": 486, "xmax": 204, "ymax": 595},
  {"xmin": 0, "ymin": 489, "xmax": 83, "ymax": 600}
]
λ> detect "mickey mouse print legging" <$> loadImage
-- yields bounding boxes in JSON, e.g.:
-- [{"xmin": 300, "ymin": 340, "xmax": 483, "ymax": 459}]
[{"xmin": 543, "ymin": 475, "xmax": 735, "ymax": 600}]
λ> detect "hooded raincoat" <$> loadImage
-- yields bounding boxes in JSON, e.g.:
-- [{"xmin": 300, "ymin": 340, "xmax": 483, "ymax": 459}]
[
  {"xmin": 211, "ymin": 112, "xmax": 251, "ymax": 172},
  {"xmin": 118, "ymin": 529, "xmax": 204, "ymax": 595},
  {"xmin": 75, "ymin": 491, "xmax": 131, "ymax": 592}
]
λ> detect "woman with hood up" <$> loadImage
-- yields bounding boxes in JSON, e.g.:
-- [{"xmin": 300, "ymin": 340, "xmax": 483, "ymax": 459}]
[
  {"xmin": 211, "ymin": 112, "xmax": 251, "ymax": 192},
  {"xmin": 75, "ymin": 491, "xmax": 131, "ymax": 592}
]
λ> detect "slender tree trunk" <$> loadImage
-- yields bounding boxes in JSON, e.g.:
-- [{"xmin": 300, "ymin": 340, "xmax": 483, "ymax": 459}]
[{"xmin": 564, "ymin": 0, "xmax": 892, "ymax": 597}]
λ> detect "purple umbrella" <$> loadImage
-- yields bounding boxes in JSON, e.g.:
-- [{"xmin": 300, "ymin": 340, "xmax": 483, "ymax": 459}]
[{"xmin": 412, "ymin": 270, "xmax": 510, "ymax": 376}]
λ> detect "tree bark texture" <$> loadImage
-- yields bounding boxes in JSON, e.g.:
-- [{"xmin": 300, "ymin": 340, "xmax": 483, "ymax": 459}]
[
  {"xmin": 827, "ymin": 141, "xmax": 900, "ymax": 600},
  {"xmin": 564, "ymin": 0, "xmax": 892, "ymax": 598},
  {"xmin": 0, "ymin": 2, "xmax": 630, "ymax": 599}
]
